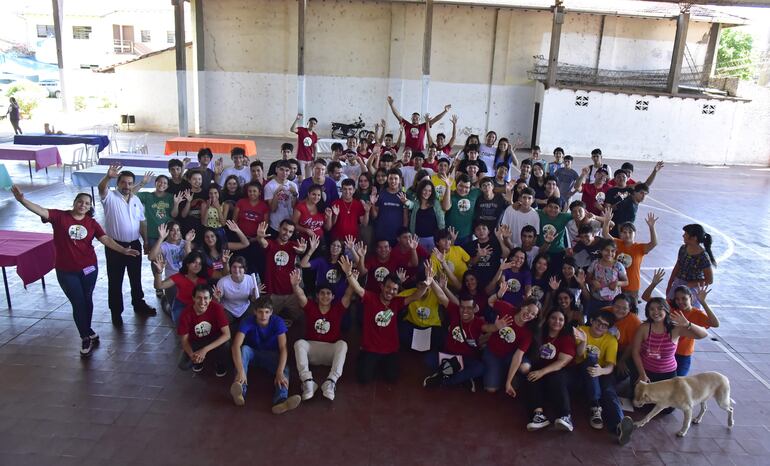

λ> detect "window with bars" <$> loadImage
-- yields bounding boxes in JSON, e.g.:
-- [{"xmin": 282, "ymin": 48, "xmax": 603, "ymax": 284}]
[
  {"xmin": 167, "ymin": 31, "xmax": 175, "ymax": 44},
  {"xmin": 36, "ymin": 25, "xmax": 55, "ymax": 38},
  {"xmin": 635, "ymin": 100, "xmax": 649, "ymax": 111},
  {"xmin": 575, "ymin": 95, "xmax": 589, "ymax": 107},
  {"xmin": 72, "ymin": 26, "xmax": 92, "ymax": 40},
  {"xmin": 702, "ymin": 104, "xmax": 715, "ymax": 115},
  {"xmin": 141, "ymin": 30, "xmax": 151, "ymax": 43}
]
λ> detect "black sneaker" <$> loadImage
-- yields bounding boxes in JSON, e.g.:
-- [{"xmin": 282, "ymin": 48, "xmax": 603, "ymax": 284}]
[
  {"xmin": 423, "ymin": 372, "xmax": 443, "ymax": 388},
  {"xmin": 88, "ymin": 333, "xmax": 100, "ymax": 344},
  {"xmin": 215, "ymin": 364, "xmax": 228, "ymax": 378},
  {"xmin": 192, "ymin": 363, "xmax": 204, "ymax": 373},
  {"xmin": 527, "ymin": 412, "xmax": 550, "ymax": 431},
  {"xmin": 134, "ymin": 301, "xmax": 157, "ymax": 316},
  {"xmin": 618, "ymin": 416, "xmax": 635, "ymax": 446},
  {"xmin": 80, "ymin": 337, "xmax": 94, "ymax": 357},
  {"xmin": 178, "ymin": 352, "xmax": 193, "ymax": 371},
  {"xmin": 111, "ymin": 314, "xmax": 124, "ymax": 328}
]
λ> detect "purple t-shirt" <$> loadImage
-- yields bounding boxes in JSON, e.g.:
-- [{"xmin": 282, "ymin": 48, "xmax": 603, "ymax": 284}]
[
  {"xmin": 502, "ymin": 269, "xmax": 532, "ymax": 307},
  {"xmin": 375, "ymin": 190, "xmax": 405, "ymax": 241},
  {"xmin": 309, "ymin": 257, "xmax": 348, "ymax": 300},
  {"xmin": 298, "ymin": 177, "xmax": 339, "ymax": 205}
]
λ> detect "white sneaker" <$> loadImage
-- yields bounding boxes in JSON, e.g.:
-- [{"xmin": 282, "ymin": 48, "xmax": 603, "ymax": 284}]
[
  {"xmin": 321, "ymin": 379, "xmax": 336, "ymax": 401},
  {"xmin": 555, "ymin": 415, "xmax": 574, "ymax": 432},
  {"xmin": 590, "ymin": 406, "xmax": 604, "ymax": 430},
  {"xmin": 526, "ymin": 412, "xmax": 550, "ymax": 431},
  {"xmin": 301, "ymin": 379, "xmax": 318, "ymax": 401}
]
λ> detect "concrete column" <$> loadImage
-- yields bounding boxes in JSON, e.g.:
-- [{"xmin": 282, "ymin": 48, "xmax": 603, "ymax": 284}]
[
  {"xmin": 387, "ymin": 3, "xmax": 407, "ymax": 128},
  {"xmin": 702, "ymin": 23, "xmax": 721, "ymax": 87},
  {"xmin": 298, "ymin": 0, "xmax": 306, "ymax": 116},
  {"xmin": 51, "ymin": 0, "xmax": 66, "ymax": 111},
  {"xmin": 546, "ymin": 3, "xmax": 565, "ymax": 88},
  {"xmin": 667, "ymin": 11, "xmax": 690, "ymax": 94},
  {"xmin": 190, "ymin": 0, "xmax": 205, "ymax": 134},
  {"xmin": 421, "ymin": 0, "xmax": 434, "ymax": 116},
  {"xmin": 173, "ymin": 0, "xmax": 188, "ymax": 136}
]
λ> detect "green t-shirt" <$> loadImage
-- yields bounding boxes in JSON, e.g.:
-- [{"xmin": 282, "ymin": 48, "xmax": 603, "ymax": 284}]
[
  {"xmin": 137, "ymin": 192, "xmax": 173, "ymax": 239},
  {"xmin": 537, "ymin": 211, "xmax": 572, "ymax": 253},
  {"xmin": 446, "ymin": 188, "xmax": 480, "ymax": 239}
]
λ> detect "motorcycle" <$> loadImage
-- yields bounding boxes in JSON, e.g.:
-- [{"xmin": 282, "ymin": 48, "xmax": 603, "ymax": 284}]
[{"xmin": 331, "ymin": 115, "xmax": 372, "ymax": 141}]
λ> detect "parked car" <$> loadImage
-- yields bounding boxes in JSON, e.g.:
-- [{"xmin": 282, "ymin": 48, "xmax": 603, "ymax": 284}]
[{"xmin": 38, "ymin": 79, "xmax": 61, "ymax": 98}]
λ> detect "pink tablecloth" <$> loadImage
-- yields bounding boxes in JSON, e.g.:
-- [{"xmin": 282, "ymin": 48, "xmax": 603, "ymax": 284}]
[
  {"xmin": 0, "ymin": 231, "xmax": 55, "ymax": 285},
  {"xmin": 0, "ymin": 144, "xmax": 62, "ymax": 171}
]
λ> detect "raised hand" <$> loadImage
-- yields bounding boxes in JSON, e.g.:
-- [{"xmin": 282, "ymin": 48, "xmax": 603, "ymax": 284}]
[
  {"xmin": 226, "ymin": 220, "xmax": 241, "ymax": 232},
  {"xmin": 695, "ymin": 285, "xmax": 711, "ymax": 305},
  {"xmin": 602, "ymin": 205, "xmax": 613, "ymax": 221},
  {"xmin": 213, "ymin": 286, "xmax": 223, "ymax": 301},
  {"xmin": 324, "ymin": 207, "xmax": 333, "ymax": 219},
  {"xmin": 10, "ymin": 185, "xmax": 23, "ymax": 202},
  {"xmin": 496, "ymin": 224, "xmax": 512, "ymax": 239},
  {"xmin": 494, "ymin": 314, "xmax": 513, "ymax": 330},
  {"xmin": 670, "ymin": 310, "xmax": 690, "ymax": 328},
  {"xmin": 651, "ymin": 268, "xmax": 666, "ymax": 284},
  {"xmin": 354, "ymin": 241, "xmax": 367, "ymax": 258},
  {"xmin": 295, "ymin": 237, "xmax": 307, "ymax": 253},
  {"xmin": 185, "ymin": 229, "xmax": 196, "ymax": 243},
  {"xmin": 573, "ymin": 326, "xmax": 587, "ymax": 343},
  {"xmin": 331, "ymin": 204, "xmax": 340, "ymax": 216},
  {"xmin": 369, "ymin": 192, "xmax": 379, "ymax": 205},
  {"xmin": 498, "ymin": 258, "xmax": 514, "ymax": 271},
  {"xmin": 653, "ymin": 161, "xmax": 664, "ymax": 173},
  {"xmin": 432, "ymin": 247, "xmax": 445, "ymax": 264},
  {"xmin": 344, "ymin": 235, "xmax": 356, "ymax": 252},
  {"xmin": 448, "ymin": 226, "xmax": 458, "ymax": 244},
  {"xmin": 645, "ymin": 212, "xmax": 658, "ymax": 227},
  {"xmin": 396, "ymin": 268, "xmax": 408, "ymax": 284},
  {"xmin": 339, "ymin": 255, "xmax": 354, "ymax": 274},
  {"xmin": 581, "ymin": 166, "xmax": 590, "ymax": 177},
  {"xmin": 173, "ymin": 191, "xmax": 184, "ymax": 205},
  {"xmin": 221, "ymin": 249, "xmax": 232, "ymax": 265},
  {"xmin": 183, "ymin": 189, "xmax": 193, "ymax": 202},
  {"xmin": 423, "ymin": 261, "xmax": 435, "ymax": 286},
  {"xmin": 289, "ymin": 268, "xmax": 302, "ymax": 287},
  {"xmin": 107, "ymin": 163, "xmax": 122, "ymax": 179},
  {"xmin": 450, "ymin": 114, "xmax": 458, "ymax": 124},
  {"xmin": 549, "ymin": 276, "xmax": 561, "ymax": 291},
  {"xmin": 438, "ymin": 272, "xmax": 448, "ymax": 290},
  {"xmin": 296, "ymin": 113, "xmax": 303, "ymax": 120},
  {"xmin": 543, "ymin": 228, "xmax": 556, "ymax": 244},
  {"xmin": 157, "ymin": 223, "xmax": 169, "ymax": 240},
  {"xmin": 257, "ymin": 221, "xmax": 268, "ymax": 238},
  {"xmin": 214, "ymin": 158, "xmax": 224, "ymax": 175},
  {"xmin": 309, "ymin": 233, "xmax": 320, "ymax": 252},
  {"xmin": 407, "ymin": 234, "xmax": 418, "ymax": 250},
  {"xmin": 575, "ymin": 268, "xmax": 586, "ymax": 286},
  {"xmin": 142, "ymin": 171, "xmax": 154, "ymax": 186},
  {"xmin": 497, "ymin": 278, "xmax": 509, "ymax": 297},
  {"xmin": 386, "ymin": 96, "xmax": 394, "ymax": 105},
  {"xmin": 443, "ymin": 104, "xmax": 452, "ymax": 112},
  {"xmin": 153, "ymin": 255, "xmax": 166, "ymax": 273},
  {"xmin": 423, "ymin": 113, "xmax": 431, "ymax": 123}
]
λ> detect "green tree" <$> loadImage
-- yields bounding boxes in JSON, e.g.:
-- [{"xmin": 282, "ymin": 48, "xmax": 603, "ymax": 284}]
[{"xmin": 716, "ymin": 28, "xmax": 753, "ymax": 80}]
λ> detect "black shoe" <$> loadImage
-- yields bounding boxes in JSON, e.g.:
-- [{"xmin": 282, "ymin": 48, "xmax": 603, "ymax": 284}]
[
  {"xmin": 134, "ymin": 301, "xmax": 157, "ymax": 316},
  {"xmin": 423, "ymin": 372, "xmax": 443, "ymax": 388},
  {"xmin": 192, "ymin": 363, "xmax": 204, "ymax": 373},
  {"xmin": 88, "ymin": 332, "xmax": 100, "ymax": 344},
  {"xmin": 215, "ymin": 364, "xmax": 227, "ymax": 378},
  {"xmin": 178, "ymin": 352, "xmax": 192, "ymax": 371},
  {"xmin": 80, "ymin": 337, "xmax": 94, "ymax": 357},
  {"xmin": 618, "ymin": 416, "xmax": 635, "ymax": 446},
  {"xmin": 111, "ymin": 315, "xmax": 124, "ymax": 328}
]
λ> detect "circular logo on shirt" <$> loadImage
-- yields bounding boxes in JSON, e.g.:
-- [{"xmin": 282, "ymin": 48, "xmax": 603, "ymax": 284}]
[
  {"xmin": 587, "ymin": 344, "xmax": 600, "ymax": 357},
  {"xmin": 274, "ymin": 250, "xmax": 290, "ymax": 266},
  {"xmin": 540, "ymin": 342, "xmax": 557, "ymax": 360},
  {"xmin": 375, "ymin": 309, "xmax": 394, "ymax": 327},
  {"xmin": 410, "ymin": 127, "xmax": 420, "ymax": 138},
  {"xmin": 595, "ymin": 192, "xmax": 606, "ymax": 204},
  {"xmin": 507, "ymin": 278, "xmax": 522, "ymax": 293},
  {"xmin": 68, "ymin": 225, "xmax": 88, "ymax": 240},
  {"xmin": 435, "ymin": 184, "xmax": 446, "ymax": 199},
  {"xmin": 531, "ymin": 285, "xmax": 544, "ymax": 301},
  {"xmin": 499, "ymin": 326, "xmax": 516, "ymax": 344},
  {"xmin": 451, "ymin": 326, "xmax": 464, "ymax": 343},
  {"xmin": 303, "ymin": 136, "xmax": 313, "ymax": 147},
  {"xmin": 457, "ymin": 199, "xmax": 471, "ymax": 212},
  {"xmin": 416, "ymin": 307, "xmax": 431, "ymax": 320},
  {"xmin": 617, "ymin": 252, "xmax": 632, "ymax": 269},
  {"xmin": 194, "ymin": 321, "xmax": 212, "ymax": 338},
  {"xmin": 245, "ymin": 211, "xmax": 257, "ymax": 221},
  {"xmin": 542, "ymin": 224, "xmax": 557, "ymax": 238},
  {"xmin": 325, "ymin": 269, "xmax": 340, "ymax": 284},
  {"xmin": 374, "ymin": 266, "xmax": 389, "ymax": 282},
  {"xmin": 314, "ymin": 318, "xmax": 331, "ymax": 335},
  {"xmin": 617, "ymin": 191, "xmax": 629, "ymax": 201}
]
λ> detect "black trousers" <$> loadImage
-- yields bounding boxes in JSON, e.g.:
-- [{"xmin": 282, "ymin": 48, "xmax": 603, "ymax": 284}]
[
  {"xmin": 105, "ymin": 239, "xmax": 144, "ymax": 316},
  {"xmin": 527, "ymin": 369, "xmax": 571, "ymax": 418},
  {"xmin": 357, "ymin": 351, "xmax": 399, "ymax": 384}
]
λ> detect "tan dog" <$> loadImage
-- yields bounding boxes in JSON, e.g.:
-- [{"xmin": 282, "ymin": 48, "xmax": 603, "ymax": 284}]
[{"xmin": 633, "ymin": 371, "xmax": 734, "ymax": 437}]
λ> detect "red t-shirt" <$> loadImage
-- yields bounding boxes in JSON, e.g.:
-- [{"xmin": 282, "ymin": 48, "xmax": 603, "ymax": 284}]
[
  {"xmin": 235, "ymin": 198, "xmax": 270, "ymax": 237},
  {"xmin": 357, "ymin": 149, "xmax": 373, "ymax": 159},
  {"xmin": 581, "ymin": 183, "xmax": 609, "ymax": 216},
  {"xmin": 364, "ymin": 255, "xmax": 401, "ymax": 291},
  {"xmin": 389, "ymin": 244, "xmax": 429, "ymax": 278},
  {"xmin": 438, "ymin": 145, "xmax": 452, "ymax": 156},
  {"xmin": 383, "ymin": 143, "xmax": 400, "ymax": 154},
  {"xmin": 295, "ymin": 202, "xmax": 325, "ymax": 240},
  {"xmin": 422, "ymin": 160, "xmax": 438, "ymax": 171},
  {"xmin": 401, "ymin": 119, "xmax": 427, "ymax": 151},
  {"xmin": 443, "ymin": 303, "xmax": 485, "ymax": 357},
  {"xmin": 47, "ymin": 209, "xmax": 106, "ymax": 272},
  {"xmin": 303, "ymin": 300, "xmax": 347, "ymax": 343},
  {"xmin": 535, "ymin": 333, "xmax": 577, "ymax": 369},
  {"xmin": 177, "ymin": 301, "xmax": 229, "ymax": 341},
  {"xmin": 487, "ymin": 301, "xmax": 533, "ymax": 357},
  {"xmin": 361, "ymin": 290, "xmax": 406, "ymax": 354},
  {"xmin": 264, "ymin": 239, "xmax": 298, "ymax": 294},
  {"xmin": 330, "ymin": 198, "xmax": 365, "ymax": 240},
  {"xmin": 170, "ymin": 274, "xmax": 208, "ymax": 307},
  {"xmin": 296, "ymin": 127, "xmax": 318, "ymax": 161}
]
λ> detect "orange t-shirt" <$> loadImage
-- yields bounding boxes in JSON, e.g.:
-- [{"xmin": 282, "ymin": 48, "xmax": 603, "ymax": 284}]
[
  {"xmin": 676, "ymin": 308, "xmax": 711, "ymax": 356},
  {"xmin": 614, "ymin": 240, "xmax": 646, "ymax": 292},
  {"xmin": 614, "ymin": 312, "xmax": 642, "ymax": 349}
]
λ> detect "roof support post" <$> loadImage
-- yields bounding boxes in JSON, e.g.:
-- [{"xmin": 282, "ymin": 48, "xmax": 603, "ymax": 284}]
[
  {"xmin": 546, "ymin": 3, "xmax": 565, "ymax": 89},
  {"xmin": 421, "ymin": 0, "xmax": 434, "ymax": 116},
  {"xmin": 173, "ymin": 0, "xmax": 188, "ymax": 136},
  {"xmin": 667, "ymin": 10, "xmax": 690, "ymax": 94}
]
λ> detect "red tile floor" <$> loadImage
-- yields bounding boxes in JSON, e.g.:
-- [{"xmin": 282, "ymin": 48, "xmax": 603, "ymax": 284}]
[{"xmin": 1, "ymin": 139, "xmax": 769, "ymax": 465}]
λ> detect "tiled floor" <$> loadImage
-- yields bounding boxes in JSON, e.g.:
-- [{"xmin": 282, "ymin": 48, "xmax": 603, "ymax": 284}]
[{"xmin": 1, "ymin": 136, "xmax": 770, "ymax": 465}]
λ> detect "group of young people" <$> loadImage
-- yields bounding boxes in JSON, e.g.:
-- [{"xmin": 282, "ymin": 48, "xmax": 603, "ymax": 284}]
[{"xmin": 10, "ymin": 97, "xmax": 720, "ymax": 442}]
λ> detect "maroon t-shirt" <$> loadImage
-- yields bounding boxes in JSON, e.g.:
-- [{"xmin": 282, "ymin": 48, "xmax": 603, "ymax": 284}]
[
  {"xmin": 295, "ymin": 202, "xmax": 325, "ymax": 240},
  {"xmin": 330, "ymin": 198, "xmax": 365, "ymax": 241},
  {"xmin": 401, "ymin": 119, "xmax": 427, "ymax": 151},
  {"xmin": 47, "ymin": 209, "xmax": 106, "ymax": 272},
  {"xmin": 264, "ymin": 239, "xmax": 298, "ymax": 294},
  {"xmin": 170, "ymin": 274, "xmax": 208, "ymax": 307},
  {"xmin": 361, "ymin": 290, "xmax": 405, "ymax": 354},
  {"xmin": 535, "ymin": 333, "xmax": 577, "ymax": 369},
  {"xmin": 235, "ymin": 198, "xmax": 270, "ymax": 237},
  {"xmin": 389, "ymin": 244, "xmax": 429, "ymax": 278},
  {"xmin": 177, "ymin": 301, "xmax": 229, "ymax": 341},
  {"xmin": 364, "ymin": 255, "xmax": 400, "ymax": 291},
  {"xmin": 443, "ymin": 303, "xmax": 485, "ymax": 357},
  {"xmin": 296, "ymin": 127, "xmax": 318, "ymax": 161},
  {"xmin": 303, "ymin": 300, "xmax": 347, "ymax": 343},
  {"xmin": 487, "ymin": 301, "xmax": 534, "ymax": 358}
]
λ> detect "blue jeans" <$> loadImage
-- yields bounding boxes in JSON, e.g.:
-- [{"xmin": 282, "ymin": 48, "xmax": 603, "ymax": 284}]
[
  {"xmin": 56, "ymin": 268, "xmax": 98, "ymax": 339},
  {"xmin": 675, "ymin": 354, "xmax": 692, "ymax": 376},
  {"xmin": 240, "ymin": 346, "xmax": 289, "ymax": 404},
  {"xmin": 425, "ymin": 352, "xmax": 484, "ymax": 386},
  {"xmin": 482, "ymin": 348, "xmax": 513, "ymax": 391},
  {"xmin": 171, "ymin": 298, "xmax": 186, "ymax": 324},
  {"xmin": 577, "ymin": 362, "xmax": 623, "ymax": 432}
]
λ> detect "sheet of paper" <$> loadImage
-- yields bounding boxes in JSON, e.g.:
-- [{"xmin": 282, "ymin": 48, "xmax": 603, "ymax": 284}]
[
  {"xmin": 411, "ymin": 327, "xmax": 432, "ymax": 352},
  {"xmin": 619, "ymin": 397, "xmax": 635, "ymax": 412}
]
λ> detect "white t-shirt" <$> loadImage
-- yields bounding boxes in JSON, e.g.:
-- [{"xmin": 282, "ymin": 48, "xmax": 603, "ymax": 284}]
[
  {"xmin": 499, "ymin": 206, "xmax": 540, "ymax": 247},
  {"xmin": 217, "ymin": 274, "xmax": 259, "ymax": 318},
  {"xmin": 479, "ymin": 144, "xmax": 497, "ymax": 176},
  {"xmin": 263, "ymin": 179, "xmax": 298, "ymax": 231},
  {"xmin": 160, "ymin": 240, "xmax": 186, "ymax": 278},
  {"xmin": 100, "ymin": 190, "xmax": 145, "ymax": 242},
  {"xmin": 401, "ymin": 166, "xmax": 434, "ymax": 192},
  {"xmin": 220, "ymin": 166, "xmax": 251, "ymax": 187}
]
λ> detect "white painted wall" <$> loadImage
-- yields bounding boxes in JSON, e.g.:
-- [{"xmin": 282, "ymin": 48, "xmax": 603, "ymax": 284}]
[{"xmin": 538, "ymin": 87, "xmax": 767, "ymax": 166}]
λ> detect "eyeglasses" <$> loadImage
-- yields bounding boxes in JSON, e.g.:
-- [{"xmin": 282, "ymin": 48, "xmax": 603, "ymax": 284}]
[{"xmin": 594, "ymin": 321, "xmax": 610, "ymax": 329}]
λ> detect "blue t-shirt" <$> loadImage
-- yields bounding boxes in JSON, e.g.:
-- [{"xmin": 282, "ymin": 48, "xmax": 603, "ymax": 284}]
[
  {"xmin": 238, "ymin": 314, "xmax": 287, "ymax": 351},
  {"xmin": 502, "ymin": 269, "xmax": 532, "ymax": 307},
  {"xmin": 375, "ymin": 190, "xmax": 405, "ymax": 241},
  {"xmin": 309, "ymin": 257, "xmax": 348, "ymax": 300}
]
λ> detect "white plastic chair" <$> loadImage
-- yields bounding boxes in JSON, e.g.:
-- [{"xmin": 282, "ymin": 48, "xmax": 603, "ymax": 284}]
[
  {"xmin": 107, "ymin": 125, "xmax": 119, "ymax": 154},
  {"xmin": 84, "ymin": 144, "xmax": 99, "ymax": 167},
  {"xmin": 62, "ymin": 147, "xmax": 85, "ymax": 181},
  {"xmin": 134, "ymin": 133, "xmax": 148, "ymax": 154}
]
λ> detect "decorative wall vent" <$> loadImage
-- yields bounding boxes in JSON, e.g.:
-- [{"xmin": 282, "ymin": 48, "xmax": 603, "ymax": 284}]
[
  {"xmin": 635, "ymin": 100, "xmax": 649, "ymax": 111},
  {"xmin": 575, "ymin": 95, "xmax": 589, "ymax": 107},
  {"xmin": 702, "ymin": 104, "xmax": 715, "ymax": 115}
]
